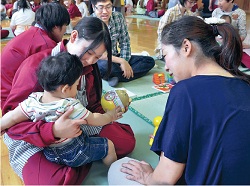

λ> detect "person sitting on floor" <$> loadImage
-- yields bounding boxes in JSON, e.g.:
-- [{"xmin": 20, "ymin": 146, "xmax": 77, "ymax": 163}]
[
  {"xmin": 155, "ymin": 0, "xmax": 196, "ymax": 59},
  {"xmin": 91, "ymin": 0, "xmax": 155, "ymax": 87},
  {"xmin": 10, "ymin": 0, "xmax": 35, "ymax": 36},
  {"xmin": 1, "ymin": 52, "xmax": 123, "ymax": 168},
  {"xmin": 2, "ymin": 17, "xmax": 135, "ymax": 185},
  {"xmin": 76, "ymin": 0, "xmax": 89, "ymax": 17},
  {"xmin": 1, "ymin": 0, "xmax": 7, "ymax": 20},
  {"xmin": 1, "ymin": 3, "xmax": 70, "ymax": 108},
  {"xmin": 136, "ymin": 0, "xmax": 147, "ymax": 15},
  {"xmin": 108, "ymin": 15, "xmax": 250, "ymax": 185},
  {"xmin": 146, "ymin": 0, "xmax": 166, "ymax": 18},
  {"xmin": 212, "ymin": 0, "xmax": 247, "ymax": 41},
  {"xmin": 67, "ymin": 0, "xmax": 82, "ymax": 18}
]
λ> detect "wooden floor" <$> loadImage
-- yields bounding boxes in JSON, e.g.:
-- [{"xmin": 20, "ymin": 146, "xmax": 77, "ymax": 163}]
[{"xmin": 1, "ymin": 13, "xmax": 250, "ymax": 185}]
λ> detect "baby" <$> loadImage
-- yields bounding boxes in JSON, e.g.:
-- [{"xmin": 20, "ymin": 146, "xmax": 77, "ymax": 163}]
[{"xmin": 1, "ymin": 52, "xmax": 123, "ymax": 167}]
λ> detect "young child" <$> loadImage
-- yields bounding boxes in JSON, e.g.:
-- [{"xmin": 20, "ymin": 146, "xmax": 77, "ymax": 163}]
[
  {"xmin": 1, "ymin": 52, "xmax": 123, "ymax": 167},
  {"xmin": 220, "ymin": 14, "xmax": 231, "ymax": 24}
]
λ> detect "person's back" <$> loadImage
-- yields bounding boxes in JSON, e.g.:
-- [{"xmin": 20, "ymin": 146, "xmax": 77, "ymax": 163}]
[
  {"xmin": 10, "ymin": 7, "xmax": 35, "ymax": 35},
  {"xmin": 136, "ymin": 0, "xmax": 146, "ymax": 14},
  {"xmin": 171, "ymin": 76, "xmax": 250, "ymax": 184},
  {"xmin": 76, "ymin": 0, "xmax": 89, "ymax": 17},
  {"xmin": 146, "ymin": 0, "xmax": 155, "ymax": 13},
  {"xmin": 1, "ymin": 3, "xmax": 70, "ymax": 108},
  {"xmin": 67, "ymin": 0, "xmax": 81, "ymax": 18}
]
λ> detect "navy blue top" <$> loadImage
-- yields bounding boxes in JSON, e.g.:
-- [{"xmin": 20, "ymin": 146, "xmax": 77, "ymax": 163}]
[{"xmin": 151, "ymin": 75, "xmax": 250, "ymax": 184}]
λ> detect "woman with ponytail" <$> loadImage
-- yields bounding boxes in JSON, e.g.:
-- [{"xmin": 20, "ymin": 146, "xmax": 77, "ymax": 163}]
[{"xmin": 109, "ymin": 16, "xmax": 250, "ymax": 185}]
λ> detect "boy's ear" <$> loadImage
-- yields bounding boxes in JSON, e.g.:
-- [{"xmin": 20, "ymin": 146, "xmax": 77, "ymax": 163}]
[{"xmin": 61, "ymin": 84, "xmax": 70, "ymax": 94}]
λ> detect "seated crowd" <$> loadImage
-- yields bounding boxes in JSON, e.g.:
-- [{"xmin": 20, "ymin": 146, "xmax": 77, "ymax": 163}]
[{"xmin": 1, "ymin": 0, "xmax": 250, "ymax": 185}]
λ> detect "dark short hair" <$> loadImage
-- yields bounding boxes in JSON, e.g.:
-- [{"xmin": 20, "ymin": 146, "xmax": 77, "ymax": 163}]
[
  {"xmin": 179, "ymin": 0, "xmax": 197, "ymax": 7},
  {"xmin": 37, "ymin": 52, "xmax": 83, "ymax": 91},
  {"xmin": 34, "ymin": 3, "xmax": 70, "ymax": 33}
]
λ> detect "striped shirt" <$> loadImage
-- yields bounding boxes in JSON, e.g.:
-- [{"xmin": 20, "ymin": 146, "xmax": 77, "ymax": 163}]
[
  {"xmin": 20, "ymin": 92, "xmax": 90, "ymax": 147},
  {"xmin": 92, "ymin": 11, "xmax": 131, "ymax": 61},
  {"xmin": 155, "ymin": 4, "xmax": 194, "ymax": 58},
  {"xmin": 3, "ymin": 42, "xmax": 102, "ymax": 180}
]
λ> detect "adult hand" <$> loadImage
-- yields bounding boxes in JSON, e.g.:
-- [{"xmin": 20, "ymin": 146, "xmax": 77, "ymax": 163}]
[
  {"xmin": 53, "ymin": 106, "xmax": 87, "ymax": 139},
  {"xmin": 121, "ymin": 159, "xmax": 153, "ymax": 184},
  {"xmin": 120, "ymin": 58, "xmax": 134, "ymax": 79}
]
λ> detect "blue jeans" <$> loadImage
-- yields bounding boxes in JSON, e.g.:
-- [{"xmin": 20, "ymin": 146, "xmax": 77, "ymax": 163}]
[
  {"xmin": 97, "ymin": 55, "xmax": 155, "ymax": 82},
  {"xmin": 43, "ymin": 133, "xmax": 108, "ymax": 167}
]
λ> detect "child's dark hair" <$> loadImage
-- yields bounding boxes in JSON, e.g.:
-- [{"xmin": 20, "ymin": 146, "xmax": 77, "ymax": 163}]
[
  {"xmin": 220, "ymin": 14, "xmax": 232, "ymax": 23},
  {"xmin": 37, "ymin": 52, "xmax": 83, "ymax": 91},
  {"xmin": 161, "ymin": 16, "xmax": 250, "ymax": 84}
]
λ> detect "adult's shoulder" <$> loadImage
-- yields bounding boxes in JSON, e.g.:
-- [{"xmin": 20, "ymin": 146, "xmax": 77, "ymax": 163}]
[
  {"xmin": 110, "ymin": 11, "xmax": 126, "ymax": 25},
  {"xmin": 112, "ymin": 11, "xmax": 124, "ymax": 19},
  {"xmin": 17, "ymin": 48, "xmax": 53, "ymax": 72},
  {"xmin": 234, "ymin": 7, "xmax": 246, "ymax": 15}
]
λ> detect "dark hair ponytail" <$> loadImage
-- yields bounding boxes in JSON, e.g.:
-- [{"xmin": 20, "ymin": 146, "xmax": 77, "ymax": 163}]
[{"xmin": 161, "ymin": 16, "xmax": 250, "ymax": 84}]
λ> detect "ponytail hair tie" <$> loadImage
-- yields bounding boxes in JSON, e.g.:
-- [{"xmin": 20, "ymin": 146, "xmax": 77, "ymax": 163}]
[{"xmin": 212, "ymin": 25, "xmax": 219, "ymax": 36}]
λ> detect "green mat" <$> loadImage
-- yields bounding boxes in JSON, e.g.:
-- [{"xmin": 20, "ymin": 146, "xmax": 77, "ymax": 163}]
[
  {"xmin": 82, "ymin": 59, "xmax": 167, "ymax": 185},
  {"xmin": 82, "ymin": 110, "xmax": 159, "ymax": 185}
]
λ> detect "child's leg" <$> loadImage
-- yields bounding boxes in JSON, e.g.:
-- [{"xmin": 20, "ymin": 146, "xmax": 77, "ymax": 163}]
[
  {"xmin": 102, "ymin": 139, "xmax": 117, "ymax": 166},
  {"xmin": 44, "ymin": 134, "xmax": 111, "ymax": 167}
]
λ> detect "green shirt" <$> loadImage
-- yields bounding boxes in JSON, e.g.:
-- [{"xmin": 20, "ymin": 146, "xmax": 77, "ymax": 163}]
[{"xmin": 92, "ymin": 11, "xmax": 131, "ymax": 61}]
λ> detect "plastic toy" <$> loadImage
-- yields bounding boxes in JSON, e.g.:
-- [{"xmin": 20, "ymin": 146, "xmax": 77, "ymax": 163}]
[
  {"xmin": 153, "ymin": 73, "xmax": 166, "ymax": 85},
  {"xmin": 149, "ymin": 116, "xmax": 162, "ymax": 146},
  {"xmin": 101, "ymin": 90, "xmax": 132, "ymax": 112},
  {"xmin": 166, "ymin": 73, "xmax": 174, "ymax": 84}
]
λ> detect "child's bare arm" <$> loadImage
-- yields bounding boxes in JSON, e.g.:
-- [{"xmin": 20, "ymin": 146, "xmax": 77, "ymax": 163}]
[
  {"xmin": 1, "ymin": 106, "xmax": 28, "ymax": 134},
  {"xmin": 86, "ymin": 106, "xmax": 123, "ymax": 126}
]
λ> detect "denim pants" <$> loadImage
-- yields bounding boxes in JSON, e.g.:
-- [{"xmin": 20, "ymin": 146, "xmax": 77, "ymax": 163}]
[
  {"xmin": 43, "ymin": 133, "xmax": 108, "ymax": 167},
  {"xmin": 97, "ymin": 55, "xmax": 155, "ymax": 82}
]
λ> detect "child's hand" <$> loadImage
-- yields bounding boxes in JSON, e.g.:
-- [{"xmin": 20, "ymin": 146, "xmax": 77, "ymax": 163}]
[
  {"xmin": 232, "ymin": 13, "xmax": 238, "ymax": 20},
  {"xmin": 149, "ymin": 134, "xmax": 154, "ymax": 140},
  {"xmin": 124, "ymin": 98, "xmax": 132, "ymax": 113},
  {"xmin": 106, "ymin": 106, "xmax": 123, "ymax": 121}
]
